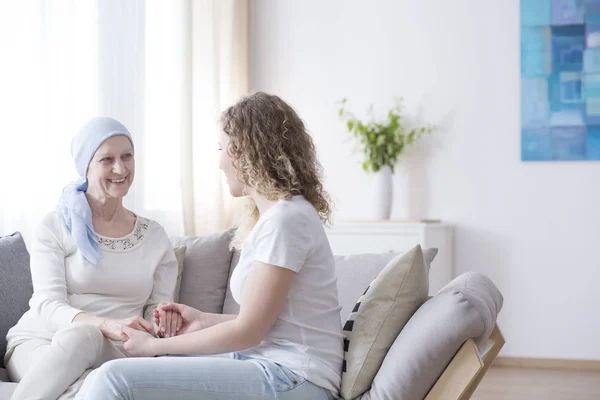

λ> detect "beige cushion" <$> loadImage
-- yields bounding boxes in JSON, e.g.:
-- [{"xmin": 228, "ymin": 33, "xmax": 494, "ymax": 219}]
[
  {"xmin": 170, "ymin": 230, "xmax": 234, "ymax": 313},
  {"xmin": 335, "ymin": 249, "xmax": 437, "ymax": 322},
  {"xmin": 361, "ymin": 272, "xmax": 503, "ymax": 400},
  {"xmin": 341, "ymin": 245, "xmax": 429, "ymax": 400},
  {"xmin": 172, "ymin": 246, "xmax": 186, "ymax": 303}
]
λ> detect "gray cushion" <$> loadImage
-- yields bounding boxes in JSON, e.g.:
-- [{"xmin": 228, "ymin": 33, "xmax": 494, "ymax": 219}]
[
  {"xmin": 361, "ymin": 272, "xmax": 503, "ymax": 400},
  {"xmin": 0, "ymin": 233, "xmax": 32, "ymax": 369},
  {"xmin": 170, "ymin": 230, "xmax": 234, "ymax": 314},
  {"xmin": 335, "ymin": 249, "xmax": 438, "ymax": 322},
  {"xmin": 0, "ymin": 367, "xmax": 8, "ymax": 382}
]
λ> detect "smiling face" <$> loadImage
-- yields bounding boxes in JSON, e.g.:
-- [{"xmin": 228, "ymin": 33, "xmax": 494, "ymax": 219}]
[
  {"xmin": 86, "ymin": 135, "xmax": 135, "ymax": 200},
  {"xmin": 218, "ymin": 133, "xmax": 245, "ymax": 197}
]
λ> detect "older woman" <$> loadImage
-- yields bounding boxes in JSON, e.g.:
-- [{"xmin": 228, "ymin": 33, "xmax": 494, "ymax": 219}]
[{"xmin": 4, "ymin": 117, "xmax": 180, "ymax": 400}]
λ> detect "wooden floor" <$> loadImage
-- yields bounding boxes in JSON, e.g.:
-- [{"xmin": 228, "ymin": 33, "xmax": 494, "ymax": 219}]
[{"xmin": 471, "ymin": 367, "xmax": 600, "ymax": 400}]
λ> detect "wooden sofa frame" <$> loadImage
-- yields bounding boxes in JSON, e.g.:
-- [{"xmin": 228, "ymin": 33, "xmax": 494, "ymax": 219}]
[{"xmin": 425, "ymin": 325, "xmax": 505, "ymax": 400}]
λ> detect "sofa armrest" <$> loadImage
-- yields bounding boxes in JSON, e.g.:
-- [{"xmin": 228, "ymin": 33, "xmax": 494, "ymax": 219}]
[{"xmin": 425, "ymin": 324, "xmax": 505, "ymax": 400}]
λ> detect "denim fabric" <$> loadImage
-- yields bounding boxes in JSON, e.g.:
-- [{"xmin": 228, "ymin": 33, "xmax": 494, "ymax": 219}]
[{"xmin": 76, "ymin": 352, "xmax": 336, "ymax": 400}]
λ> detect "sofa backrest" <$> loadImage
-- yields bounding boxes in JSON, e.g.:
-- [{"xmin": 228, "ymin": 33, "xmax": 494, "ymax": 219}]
[
  {"xmin": 170, "ymin": 230, "xmax": 234, "ymax": 314},
  {"xmin": 221, "ymin": 248, "xmax": 439, "ymax": 318}
]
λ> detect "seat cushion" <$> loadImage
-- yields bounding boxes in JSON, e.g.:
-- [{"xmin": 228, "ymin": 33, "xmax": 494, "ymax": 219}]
[
  {"xmin": 341, "ymin": 245, "xmax": 429, "ymax": 400},
  {"xmin": 361, "ymin": 272, "xmax": 503, "ymax": 400},
  {"xmin": 170, "ymin": 230, "xmax": 234, "ymax": 314},
  {"xmin": 0, "ymin": 382, "xmax": 17, "ymax": 399},
  {"xmin": 0, "ymin": 232, "xmax": 33, "ymax": 368}
]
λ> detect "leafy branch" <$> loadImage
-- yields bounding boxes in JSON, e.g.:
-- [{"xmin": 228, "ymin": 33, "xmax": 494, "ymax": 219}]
[{"xmin": 339, "ymin": 98, "xmax": 434, "ymax": 173}]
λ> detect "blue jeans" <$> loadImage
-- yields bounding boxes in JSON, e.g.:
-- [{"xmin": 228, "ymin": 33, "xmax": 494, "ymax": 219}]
[{"xmin": 76, "ymin": 353, "xmax": 336, "ymax": 400}]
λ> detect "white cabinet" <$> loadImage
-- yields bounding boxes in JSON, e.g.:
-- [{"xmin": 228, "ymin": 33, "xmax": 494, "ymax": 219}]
[{"xmin": 326, "ymin": 221, "xmax": 453, "ymax": 295}]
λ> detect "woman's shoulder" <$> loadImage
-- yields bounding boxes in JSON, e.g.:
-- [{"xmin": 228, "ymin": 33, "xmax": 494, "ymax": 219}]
[
  {"xmin": 133, "ymin": 214, "xmax": 171, "ymax": 243},
  {"xmin": 269, "ymin": 196, "xmax": 319, "ymax": 225},
  {"xmin": 32, "ymin": 209, "xmax": 70, "ymax": 247},
  {"xmin": 257, "ymin": 197, "xmax": 323, "ymax": 240},
  {"xmin": 134, "ymin": 214, "xmax": 160, "ymax": 231},
  {"xmin": 38, "ymin": 209, "xmax": 68, "ymax": 233}
]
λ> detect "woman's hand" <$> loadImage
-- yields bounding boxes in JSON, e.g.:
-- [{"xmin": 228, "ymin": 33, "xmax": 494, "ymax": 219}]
[
  {"xmin": 121, "ymin": 325, "xmax": 159, "ymax": 357},
  {"xmin": 155, "ymin": 302, "xmax": 205, "ymax": 335},
  {"xmin": 154, "ymin": 306, "xmax": 183, "ymax": 338},
  {"xmin": 100, "ymin": 316, "xmax": 154, "ymax": 341}
]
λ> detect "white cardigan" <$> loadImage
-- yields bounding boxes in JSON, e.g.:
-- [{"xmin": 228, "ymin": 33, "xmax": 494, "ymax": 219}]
[{"xmin": 6, "ymin": 210, "xmax": 178, "ymax": 347}]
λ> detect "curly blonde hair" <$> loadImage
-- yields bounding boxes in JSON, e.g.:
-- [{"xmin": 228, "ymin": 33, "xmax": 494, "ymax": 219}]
[{"xmin": 221, "ymin": 92, "xmax": 332, "ymax": 249}]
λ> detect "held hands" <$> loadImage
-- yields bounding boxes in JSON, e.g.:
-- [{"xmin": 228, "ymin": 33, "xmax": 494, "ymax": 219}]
[
  {"xmin": 101, "ymin": 315, "xmax": 163, "ymax": 357},
  {"xmin": 99, "ymin": 316, "xmax": 153, "ymax": 341},
  {"xmin": 108, "ymin": 303, "xmax": 205, "ymax": 357},
  {"xmin": 120, "ymin": 325, "xmax": 158, "ymax": 357},
  {"xmin": 154, "ymin": 302, "xmax": 205, "ymax": 336},
  {"xmin": 153, "ymin": 304, "xmax": 183, "ymax": 338},
  {"xmin": 119, "ymin": 303, "xmax": 204, "ymax": 357}
]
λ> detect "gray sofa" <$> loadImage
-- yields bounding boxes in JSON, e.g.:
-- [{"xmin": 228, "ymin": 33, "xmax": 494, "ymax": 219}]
[{"xmin": 0, "ymin": 230, "xmax": 503, "ymax": 400}]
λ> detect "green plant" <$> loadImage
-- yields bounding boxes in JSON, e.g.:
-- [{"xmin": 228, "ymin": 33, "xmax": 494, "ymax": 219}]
[{"xmin": 339, "ymin": 98, "xmax": 434, "ymax": 173}]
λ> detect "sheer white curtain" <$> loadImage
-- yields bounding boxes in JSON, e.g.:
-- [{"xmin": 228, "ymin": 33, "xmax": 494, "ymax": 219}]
[
  {"xmin": 183, "ymin": 0, "xmax": 249, "ymax": 235},
  {"xmin": 0, "ymin": 0, "xmax": 248, "ymax": 244},
  {"xmin": 1, "ymin": 1, "xmax": 100, "ymax": 243},
  {"xmin": 146, "ymin": 0, "xmax": 248, "ymax": 236}
]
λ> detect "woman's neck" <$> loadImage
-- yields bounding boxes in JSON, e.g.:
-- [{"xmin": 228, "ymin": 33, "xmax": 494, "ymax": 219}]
[
  {"xmin": 86, "ymin": 192, "xmax": 125, "ymax": 222},
  {"xmin": 247, "ymin": 188, "xmax": 276, "ymax": 216}
]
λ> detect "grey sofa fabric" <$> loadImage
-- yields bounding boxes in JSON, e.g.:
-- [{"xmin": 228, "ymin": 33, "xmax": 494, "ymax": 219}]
[
  {"xmin": 361, "ymin": 272, "xmax": 503, "ymax": 400},
  {"xmin": 0, "ymin": 233, "xmax": 33, "ymax": 369},
  {"xmin": 0, "ymin": 367, "xmax": 17, "ymax": 399},
  {"xmin": 437, "ymin": 271, "xmax": 503, "ymax": 348},
  {"xmin": 170, "ymin": 229, "xmax": 234, "ymax": 314},
  {"xmin": 0, "ymin": 374, "xmax": 16, "ymax": 400}
]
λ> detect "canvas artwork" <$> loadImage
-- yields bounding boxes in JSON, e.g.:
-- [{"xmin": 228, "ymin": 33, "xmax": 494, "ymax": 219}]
[{"xmin": 521, "ymin": 0, "xmax": 600, "ymax": 161}]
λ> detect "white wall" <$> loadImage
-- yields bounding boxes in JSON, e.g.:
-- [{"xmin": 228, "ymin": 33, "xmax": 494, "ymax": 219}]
[{"xmin": 249, "ymin": 0, "xmax": 600, "ymax": 360}]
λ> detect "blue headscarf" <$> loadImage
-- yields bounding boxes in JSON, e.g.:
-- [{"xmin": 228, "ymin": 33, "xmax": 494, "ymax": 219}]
[{"xmin": 58, "ymin": 117, "xmax": 134, "ymax": 265}]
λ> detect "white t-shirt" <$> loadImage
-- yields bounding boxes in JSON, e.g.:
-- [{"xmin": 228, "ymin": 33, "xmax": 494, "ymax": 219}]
[
  {"xmin": 230, "ymin": 196, "xmax": 344, "ymax": 395},
  {"xmin": 6, "ymin": 210, "xmax": 178, "ymax": 348}
]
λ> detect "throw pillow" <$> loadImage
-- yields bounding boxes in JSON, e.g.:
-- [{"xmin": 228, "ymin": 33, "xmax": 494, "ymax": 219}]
[
  {"xmin": 0, "ymin": 232, "xmax": 33, "ymax": 368},
  {"xmin": 340, "ymin": 244, "xmax": 429, "ymax": 400},
  {"xmin": 172, "ymin": 245, "xmax": 186, "ymax": 303}
]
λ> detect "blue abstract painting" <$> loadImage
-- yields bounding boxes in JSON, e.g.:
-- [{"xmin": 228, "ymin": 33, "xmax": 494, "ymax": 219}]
[{"xmin": 521, "ymin": 0, "xmax": 600, "ymax": 161}]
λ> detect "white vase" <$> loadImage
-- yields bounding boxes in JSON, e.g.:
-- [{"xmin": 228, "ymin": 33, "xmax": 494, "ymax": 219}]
[{"xmin": 373, "ymin": 165, "xmax": 393, "ymax": 220}]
